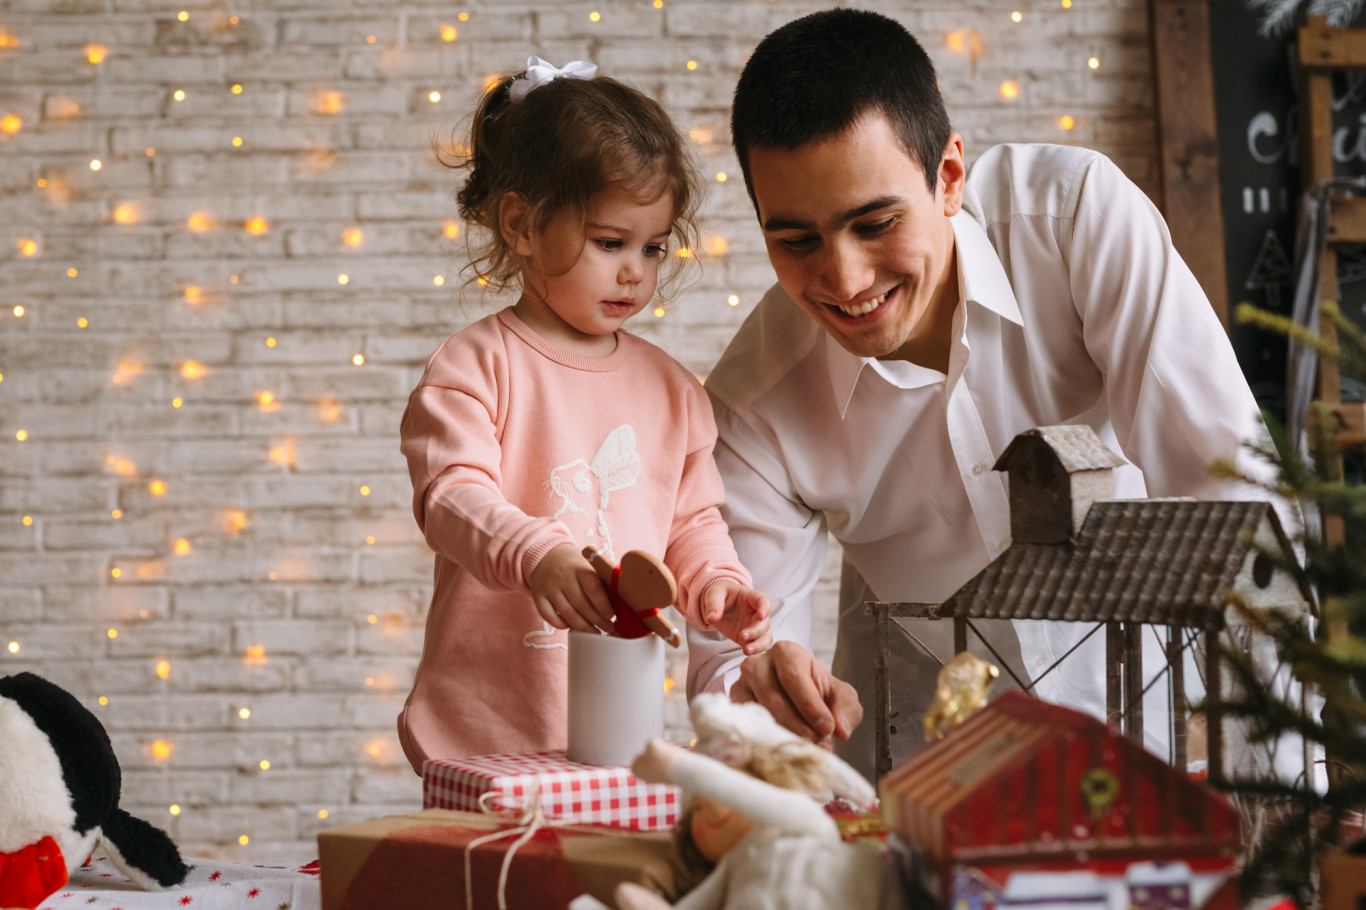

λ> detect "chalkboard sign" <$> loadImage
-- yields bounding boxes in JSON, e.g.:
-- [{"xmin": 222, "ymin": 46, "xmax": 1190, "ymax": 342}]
[{"xmin": 1210, "ymin": 2, "xmax": 1366, "ymax": 419}]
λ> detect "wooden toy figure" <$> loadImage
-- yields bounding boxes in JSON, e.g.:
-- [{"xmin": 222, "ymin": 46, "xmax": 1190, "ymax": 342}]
[{"xmin": 583, "ymin": 546, "xmax": 682, "ymax": 647}]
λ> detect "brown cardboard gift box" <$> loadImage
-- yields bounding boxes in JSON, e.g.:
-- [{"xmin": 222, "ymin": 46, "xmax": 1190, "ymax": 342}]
[{"xmin": 317, "ymin": 808, "xmax": 681, "ymax": 910}]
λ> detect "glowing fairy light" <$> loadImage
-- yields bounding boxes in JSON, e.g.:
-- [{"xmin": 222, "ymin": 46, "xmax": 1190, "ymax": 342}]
[
  {"xmin": 1058, "ymin": 115, "xmax": 1076, "ymax": 130},
  {"xmin": 151, "ymin": 739, "xmax": 173, "ymax": 759},
  {"xmin": 258, "ymin": 760, "xmax": 270, "ymax": 770},
  {"xmin": 188, "ymin": 213, "xmax": 211, "ymax": 232},
  {"xmin": 239, "ymin": 707, "xmax": 251, "ymax": 719},
  {"xmin": 433, "ymin": 275, "xmax": 445, "ymax": 286},
  {"xmin": 343, "ymin": 227, "xmax": 362, "ymax": 246},
  {"xmin": 238, "ymin": 835, "xmax": 249, "ymax": 846},
  {"xmin": 267, "ymin": 571, "xmax": 277, "ymax": 581},
  {"xmin": 13, "ymin": 306, "xmax": 25, "ymax": 317},
  {"xmin": 15, "ymin": 430, "xmax": 28, "ymax": 441},
  {"xmin": 173, "ymin": 538, "xmax": 191, "ymax": 556},
  {"xmin": 114, "ymin": 567, "xmax": 125, "ymax": 579},
  {"xmin": 709, "ymin": 237, "xmax": 728, "ymax": 255},
  {"xmin": 589, "ymin": 11, "xmax": 601, "ymax": 22},
  {"xmin": 245, "ymin": 644, "xmax": 266, "ymax": 660},
  {"xmin": 156, "ymin": 660, "xmax": 171, "ymax": 679},
  {"xmin": 366, "ymin": 536, "xmax": 376, "ymax": 545},
  {"xmin": 368, "ymin": 614, "xmax": 378, "ymax": 624},
  {"xmin": 686, "ymin": 60, "xmax": 698, "ymax": 71},
  {"xmin": 444, "ymin": 220, "xmax": 460, "ymax": 239},
  {"xmin": 366, "ymin": 35, "xmax": 375, "ymax": 43},
  {"xmin": 7, "ymin": 642, "xmax": 18, "ymax": 654},
  {"xmin": 223, "ymin": 510, "xmax": 248, "ymax": 532},
  {"xmin": 317, "ymin": 810, "xmax": 329, "ymax": 819},
  {"xmin": 1062, "ymin": 0, "xmax": 1072, "ymax": 7},
  {"xmin": 352, "ymin": 354, "xmax": 365, "ymax": 365},
  {"xmin": 78, "ymin": 317, "xmax": 88, "ymax": 328},
  {"xmin": 1011, "ymin": 10, "xmax": 1022, "ymax": 22},
  {"xmin": 663, "ymin": 677, "xmax": 675, "ymax": 693},
  {"xmin": 112, "ymin": 510, "xmax": 123, "ymax": 519},
  {"xmin": 173, "ymin": 89, "xmax": 185, "ymax": 101},
  {"xmin": 90, "ymin": 159, "xmax": 102, "ymax": 172},
  {"xmin": 180, "ymin": 360, "xmax": 206, "ymax": 380},
  {"xmin": 22, "ymin": 516, "xmax": 32, "ymax": 526},
  {"xmin": 177, "ymin": 10, "xmax": 188, "ymax": 21},
  {"xmin": 318, "ymin": 399, "xmax": 342, "ymax": 422},
  {"xmin": 337, "ymin": 273, "xmax": 349, "ymax": 285},
  {"xmin": 146, "ymin": 147, "xmax": 155, "ymax": 157},
  {"xmin": 1000, "ymin": 81, "xmax": 1020, "ymax": 99},
  {"xmin": 316, "ymin": 91, "xmax": 343, "ymax": 115},
  {"xmin": 266, "ymin": 337, "xmax": 276, "ymax": 347},
  {"xmin": 428, "ymin": 90, "xmax": 441, "ymax": 103},
  {"xmin": 715, "ymin": 172, "xmax": 727, "ymax": 183},
  {"xmin": 87, "ymin": 45, "xmax": 106, "ymax": 63},
  {"xmin": 1, "ymin": 115, "xmax": 20, "ymax": 133},
  {"xmin": 366, "ymin": 677, "xmax": 375, "ymax": 686},
  {"xmin": 99, "ymin": 696, "xmax": 107, "ymax": 705},
  {"xmin": 654, "ymin": 0, "xmax": 663, "ymax": 7},
  {"xmin": 232, "ymin": 136, "xmax": 243, "ymax": 147},
  {"xmin": 114, "ymin": 204, "xmax": 137, "ymax": 224},
  {"xmin": 67, "ymin": 267, "xmax": 78, "ymax": 277},
  {"xmin": 728, "ymin": 294, "xmax": 740, "ymax": 306},
  {"xmin": 169, "ymin": 804, "xmax": 181, "ymax": 815},
  {"xmin": 441, "ymin": 25, "xmax": 457, "ymax": 41},
  {"xmin": 359, "ymin": 485, "xmax": 371, "ymax": 496},
  {"xmin": 231, "ymin": 83, "xmax": 243, "ymax": 94},
  {"xmin": 17, "ymin": 239, "xmax": 36, "ymax": 256},
  {"xmin": 256, "ymin": 391, "xmax": 279, "ymax": 412},
  {"xmin": 184, "ymin": 286, "xmax": 202, "ymax": 304},
  {"xmin": 675, "ymin": 248, "xmax": 693, "ymax": 259},
  {"xmin": 107, "ymin": 628, "xmax": 118, "ymax": 639},
  {"xmin": 459, "ymin": 12, "xmax": 469, "ymax": 21},
  {"xmin": 245, "ymin": 216, "xmax": 268, "ymax": 235},
  {"xmin": 653, "ymin": 306, "xmax": 665, "ymax": 318},
  {"xmin": 1088, "ymin": 57, "xmax": 1100, "ymax": 69},
  {"xmin": 149, "ymin": 480, "xmax": 167, "ymax": 496}
]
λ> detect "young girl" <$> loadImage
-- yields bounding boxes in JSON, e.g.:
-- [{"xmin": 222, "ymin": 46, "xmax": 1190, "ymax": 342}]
[{"xmin": 397, "ymin": 57, "xmax": 772, "ymax": 770}]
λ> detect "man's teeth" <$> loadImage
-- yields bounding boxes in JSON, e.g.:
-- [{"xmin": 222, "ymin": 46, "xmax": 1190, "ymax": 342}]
[{"xmin": 837, "ymin": 291, "xmax": 887, "ymax": 317}]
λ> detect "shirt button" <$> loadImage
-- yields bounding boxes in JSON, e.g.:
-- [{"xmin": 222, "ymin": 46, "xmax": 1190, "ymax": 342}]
[
  {"xmin": 971, "ymin": 463, "xmax": 985, "ymax": 476},
  {"xmin": 998, "ymin": 539, "xmax": 1011, "ymax": 553}
]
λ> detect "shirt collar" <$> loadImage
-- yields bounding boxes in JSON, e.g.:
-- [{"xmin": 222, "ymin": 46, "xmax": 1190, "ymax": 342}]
[{"xmin": 825, "ymin": 210, "xmax": 1023, "ymax": 417}]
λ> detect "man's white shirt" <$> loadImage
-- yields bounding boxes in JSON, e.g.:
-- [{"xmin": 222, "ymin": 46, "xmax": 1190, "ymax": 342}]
[{"xmin": 694, "ymin": 143, "xmax": 1296, "ymax": 776}]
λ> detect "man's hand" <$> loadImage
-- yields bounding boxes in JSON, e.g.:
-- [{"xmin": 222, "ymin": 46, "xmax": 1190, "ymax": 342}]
[
  {"xmin": 527, "ymin": 543, "xmax": 617, "ymax": 635},
  {"xmin": 700, "ymin": 581, "xmax": 772, "ymax": 655},
  {"xmin": 730, "ymin": 640, "xmax": 862, "ymax": 747}
]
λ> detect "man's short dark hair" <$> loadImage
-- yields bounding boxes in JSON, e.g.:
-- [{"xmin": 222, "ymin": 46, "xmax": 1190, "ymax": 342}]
[{"xmin": 731, "ymin": 8, "xmax": 951, "ymax": 205}]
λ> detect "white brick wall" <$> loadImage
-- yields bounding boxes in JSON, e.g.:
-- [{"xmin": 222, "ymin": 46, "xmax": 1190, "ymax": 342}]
[{"xmin": 0, "ymin": 0, "xmax": 1158, "ymax": 862}]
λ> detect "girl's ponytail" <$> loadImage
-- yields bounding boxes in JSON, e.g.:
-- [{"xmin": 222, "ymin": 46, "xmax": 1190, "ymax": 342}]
[{"xmin": 455, "ymin": 74, "xmax": 517, "ymax": 231}]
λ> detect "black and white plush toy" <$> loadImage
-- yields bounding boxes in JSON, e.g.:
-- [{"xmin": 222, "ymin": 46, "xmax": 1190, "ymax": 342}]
[{"xmin": 0, "ymin": 672, "xmax": 187, "ymax": 907}]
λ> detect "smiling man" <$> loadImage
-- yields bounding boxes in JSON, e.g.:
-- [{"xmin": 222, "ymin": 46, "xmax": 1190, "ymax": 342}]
[{"xmin": 687, "ymin": 8, "xmax": 1276, "ymax": 780}]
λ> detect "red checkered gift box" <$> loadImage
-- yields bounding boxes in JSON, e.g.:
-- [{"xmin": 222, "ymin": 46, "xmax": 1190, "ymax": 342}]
[{"xmin": 422, "ymin": 750, "xmax": 681, "ymax": 831}]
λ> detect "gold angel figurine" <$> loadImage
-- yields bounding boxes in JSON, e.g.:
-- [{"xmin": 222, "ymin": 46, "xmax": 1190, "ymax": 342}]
[{"xmin": 923, "ymin": 652, "xmax": 1000, "ymax": 741}]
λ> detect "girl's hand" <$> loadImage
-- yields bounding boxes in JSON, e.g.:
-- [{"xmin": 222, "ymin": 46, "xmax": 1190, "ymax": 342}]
[
  {"xmin": 528, "ymin": 544, "xmax": 617, "ymax": 635},
  {"xmin": 700, "ymin": 581, "xmax": 772, "ymax": 654}
]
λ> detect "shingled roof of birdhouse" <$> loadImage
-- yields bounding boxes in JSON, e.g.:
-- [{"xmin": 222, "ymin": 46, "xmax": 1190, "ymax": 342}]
[
  {"xmin": 993, "ymin": 424, "xmax": 1128, "ymax": 474},
  {"xmin": 942, "ymin": 498, "xmax": 1306, "ymax": 629}
]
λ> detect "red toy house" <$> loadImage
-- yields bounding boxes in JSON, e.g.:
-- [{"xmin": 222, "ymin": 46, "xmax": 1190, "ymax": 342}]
[{"xmin": 880, "ymin": 690, "xmax": 1240, "ymax": 910}]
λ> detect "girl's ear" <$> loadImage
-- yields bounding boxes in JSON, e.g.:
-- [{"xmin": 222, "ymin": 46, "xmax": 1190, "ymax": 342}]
[{"xmin": 498, "ymin": 193, "xmax": 535, "ymax": 257}]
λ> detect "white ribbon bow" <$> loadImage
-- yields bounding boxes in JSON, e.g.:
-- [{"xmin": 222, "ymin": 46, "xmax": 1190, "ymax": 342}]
[{"xmin": 509, "ymin": 55, "xmax": 598, "ymax": 101}]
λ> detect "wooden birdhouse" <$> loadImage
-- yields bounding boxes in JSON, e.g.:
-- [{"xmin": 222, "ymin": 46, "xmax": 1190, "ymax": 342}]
[
  {"xmin": 880, "ymin": 691, "xmax": 1241, "ymax": 910},
  {"xmin": 870, "ymin": 425, "xmax": 1311, "ymax": 782}
]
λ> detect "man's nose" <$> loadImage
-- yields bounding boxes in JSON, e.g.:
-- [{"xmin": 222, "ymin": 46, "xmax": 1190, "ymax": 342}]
[{"xmin": 817, "ymin": 240, "xmax": 873, "ymax": 302}]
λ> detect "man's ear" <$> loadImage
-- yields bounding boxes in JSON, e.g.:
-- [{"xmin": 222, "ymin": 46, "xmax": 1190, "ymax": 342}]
[
  {"xmin": 938, "ymin": 132, "xmax": 966, "ymax": 217},
  {"xmin": 498, "ymin": 193, "xmax": 535, "ymax": 257}
]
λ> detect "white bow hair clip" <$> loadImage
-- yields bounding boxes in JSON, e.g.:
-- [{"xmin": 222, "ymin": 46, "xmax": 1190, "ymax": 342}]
[{"xmin": 509, "ymin": 56, "xmax": 599, "ymax": 101}]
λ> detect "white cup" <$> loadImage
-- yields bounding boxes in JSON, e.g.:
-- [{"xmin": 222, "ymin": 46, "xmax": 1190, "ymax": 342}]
[{"xmin": 567, "ymin": 631, "xmax": 664, "ymax": 767}]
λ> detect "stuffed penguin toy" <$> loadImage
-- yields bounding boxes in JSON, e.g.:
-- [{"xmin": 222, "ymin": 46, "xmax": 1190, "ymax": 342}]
[{"xmin": 0, "ymin": 672, "xmax": 188, "ymax": 907}]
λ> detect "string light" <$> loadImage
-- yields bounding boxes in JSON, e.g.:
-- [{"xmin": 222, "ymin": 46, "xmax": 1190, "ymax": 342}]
[
  {"xmin": 727, "ymin": 295, "xmax": 740, "ymax": 306},
  {"xmin": 715, "ymin": 172, "xmax": 727, "ymax": 183},
  {"xmin": 177, "ymin": 10, "xmax": 188, "ymax": 21},
  {"xmin": 316, "ymin": 91, "xmax": 343, "ymax": 114},
  {"xmin": 266, "ymin": 337, "xmax": 277, "ymax": 347},
  {"xmin": 156, "ymin": 660, "xmax": 171, "ymax": 678},
  {"xmin": 1011, "ymin": 10, "xmax": 1023, "ymax": 22},
  {"xmin": 67, "ymin": 267, "xmax": 78, "ymax": 277},
  {"xmin": 188, "ymin": 213, "xmax": 211, "ymax": 232},
  {"xmin": 114, "ymin": 204, "xmax": 137, "ymax": 224},
  {"xmin": 1088, "ymin": 57, "xmax": 1100, "ymax": 69},
  {"xmin": 1058, "ymin": 115, "xmax": 1076, "ymax": 130},
  {"xmin": 239, "ymin": 707, "xmax": 251, "ymax": 719},
  {"xmin": 368, "ymin": 614, "xmax": 378, "ymax": 623},
  {"xmin": 343, "ymin": 227, "xmax": 362, "ymax": 246},
  {"xmin": 7, "ymin": 642, "xmax": 18, "ymax": 654},
  {"xmin": 87, "ymin": 45, "xmax": 105, "ymax": 63},
  {"xmin": 428, "ymin": 90, "xmax": 441, "ymax": 103},
  {"xmin": 317, "ymin": 810, "xmax": 329, "ymax": 819},
  {"xmin": 146, "ymin": 147, "xmax": 155, "ymax": 156},
  {"xmin": 22, "ymin": 516, "xmax": 32, "ymax": 526},
  {"xmin": 149, "ymin": 480, "xmax": 167, "ymax": 495},
  {"xmin": 173, "ymin": 538, "xmax": 191, "ymax": 555},
  {"xmin": 112, "ymin": 509, "xmax": 123, "ymax": 519},
  {"xmin": 337, "ymin": 273, "xmax": 349, "ymax": 285},
  {"xmin": 13, "ymin": 306, "xmax": 25, "ymax": 317},
  {"xmin": 359, "ymin": 485, "xmax": 371, "ymax": 496},
  {"xmin": 444, "ymin": 220, "xmax": 460, "ymax": 239},
  {"xmin": 1000, "ymin": 80, "xmax": 1020, "ymax": 99},
  {"xmin": 653, "ymin": 306, "xmax": 666, "ymax": 317},
  {"xmin": 366, "ymin": 35, "xmax": 375, "ymax": 44},
  {"xmin": 184, "ymin": 286, "xmax": 202, "ymax": 304},
  {"xmin": 169, "ymin": 804, "xmax": 181, "ymax": 816},
  {"xmin": 246, "ymin": 644, "xmax": 266, "ymax": 659},
  {"xmin": 686, "ymin": 60, "xmax": 697, "ymax": 71},
  {"xmin": 232, "ymin": 136, "xmax": 243, "ymax": 147},
  {"xmin": 15, "ymin": 429, "xmax": 28, "ymax": 441},
  {"xmin": 223, "ymin": 510, "xmax": 248, "ymax": 532},
  {"xmin": 433, "ymin": 275, "xmax": 445, "ymax": 286},
  {"xmin": 459, "ymin": 12, "xmax": 469, "ymax": 21},
  {"xmin": 17, "ymin": 240, "xmax": 36, "ymax": 256},
  {"xmin": 352, "ymin": 354, "xmax": 365, "ymax": 365},
  {"xmin": 231, "ymin": 83, "xmax": 243, "ymax": 94},
  {"xmin": 107, "ymin": 628, "xmax": 118, "ymax": 638},
  {"xmin": 151, "ymin": 739, "xmax": 173, "ymax": 759},
  {"xmin": 654, "ymin": 0, "xmax": 663, "ymax": 7},
  {"xmin": 269, "ymin": 443, "xmax": 295, "ymax": 466},
  {"xmin": 78, "ymin": 317, "xmax": 88, "ymax": 328},
  {"xmin": 366, "ymin": 536, "xmax": 376, "ymax": 545},
  {"xmin": 709, "ymin": 237, "xmax": 728, "ymax": 255},
  {"xmin": 1062, "ymin": 0, "xmax": 1072, "ymax": 6},
  {"xmin": 180, "ymin": 360, "xmax": 206, "ymax": 380},
  {"xmin": 589, "ymin": 11, "xmax": 601, "ymax": 22},
  {"xmin": 173, "ymin": 89, "xmax": 185, "ymax": 101},
  {"xmin": 441, "ymin": 25, "xmax": 457, "ymax": 41},
  {"xmin": 1, "ymin": 115, "xmax": 21, "ymax": 133},
  {"xmin": 245, "ymin": 216, "xmax": 268, "ymax": 235},
  {"xmin": 99, "ymin": 696, "xmax": 107, "ymax": 705},
  {"xmin": 238, "ymin": 835, "xmax": 249, "ymax": 845},
  {"xmin": 111, "ymin": 567, "xmax": 121, "ymax": 577},
  {"xmin": 258, "ymin": 760, "xmax": 270, "ymax": 770}
]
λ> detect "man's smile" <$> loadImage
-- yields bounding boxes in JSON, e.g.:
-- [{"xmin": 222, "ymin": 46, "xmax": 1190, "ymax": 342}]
[{"xmin": 833, "ymin": 288, "xmax": 892, "ymax": 319}]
